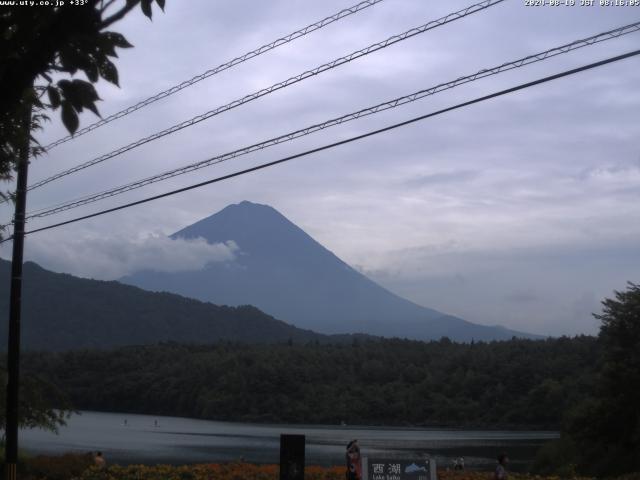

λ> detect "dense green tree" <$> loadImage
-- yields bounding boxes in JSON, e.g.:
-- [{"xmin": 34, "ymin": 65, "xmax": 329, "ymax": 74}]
[
  {"xmin": 0, "ymin": 366, "xmax": 72, "ymax": 433},
  {"xmin": 0, "ymin": 0, "xmax": 165, "ymax": 205},
  {"xmin": 566, "ymin": 282, "xmax": 640, "ymax": 476},
  {"xmin": 22, "ymin": 336, "xmax": 599, "ymax": 429},
  {"xmin": 0, "ymin": 0, "xmax": 166, "ymax": 430}
]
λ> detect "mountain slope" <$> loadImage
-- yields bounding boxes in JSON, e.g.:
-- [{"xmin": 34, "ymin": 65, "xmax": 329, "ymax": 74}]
[
  {"xmin": 0, "ymin": 259, "xmax": 333, "ymax": 351},
  {"xmin": 122, "ymin": 201, "xmax": 537, "ymax": 341}
]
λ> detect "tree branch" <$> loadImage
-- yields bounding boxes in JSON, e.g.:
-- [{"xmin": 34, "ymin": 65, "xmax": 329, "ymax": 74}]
[
  {"xmin": 100, "ymin": 1, "xmax": 138, "ymax": 29},
  {"xmin": 100, "ymin": 0, "xmax": 118, "ymax": 14}
]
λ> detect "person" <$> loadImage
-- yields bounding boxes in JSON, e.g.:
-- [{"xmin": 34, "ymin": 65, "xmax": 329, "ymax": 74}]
[
  {"xmin": 459, "ymin": 457, "xmax": 465, "ymax": 471},
  {"xmin": 94, "ymin": 451, "xmax": 106, "ymax": 469},
  {"xmin": 494, "ymin": 453, "xmax": 508, "ymax": 480},
  {"xmin": 346, "ymin": 440, "xmax": 362, "ymax": 480}
]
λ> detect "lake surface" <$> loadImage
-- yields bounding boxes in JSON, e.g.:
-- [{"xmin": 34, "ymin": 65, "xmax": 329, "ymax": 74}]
[{"xmin": 20, "ymin": 411, "xmax": 558, "ymax": 471}]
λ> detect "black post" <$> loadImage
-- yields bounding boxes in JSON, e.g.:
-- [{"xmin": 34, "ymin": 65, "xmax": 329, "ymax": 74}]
[
  {"xmin": 4, "ymin": 105, "xmax": 31, "ymax": 480},
  {"xmin": 279, "ymin": 434, "xmax": 305, "ymax": 480}
]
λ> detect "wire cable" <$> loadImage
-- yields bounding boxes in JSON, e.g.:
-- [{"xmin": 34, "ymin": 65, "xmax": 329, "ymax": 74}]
[
  {"xmin": 3, "ymin": 48, "xmax": 636, "ymax": 243},
  {"xmin": 26, "ymin": 0, "xmax": 505, "ymax": 193},
  {"xmin": 42, "ymin": 0, "xmax": 386, "ymax": 151},
  {"xmin": 24, "ymin": 21, "xmax": 640, "ymax": 220}
]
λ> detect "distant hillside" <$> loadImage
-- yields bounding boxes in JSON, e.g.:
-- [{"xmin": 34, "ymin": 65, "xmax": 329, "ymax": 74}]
[
  {"xmin": 0, "ymin": 259, "xmax": 336, "ymax": 351},
  {"xmin": 123, "ymin": 201, "xmax": 538, "ymax": 341}
]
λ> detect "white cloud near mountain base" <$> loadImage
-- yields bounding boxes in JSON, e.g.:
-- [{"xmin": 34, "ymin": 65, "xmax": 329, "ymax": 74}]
[{"xmin": 1, "ymin": 232, "xmax": 237, "ymax": 280}]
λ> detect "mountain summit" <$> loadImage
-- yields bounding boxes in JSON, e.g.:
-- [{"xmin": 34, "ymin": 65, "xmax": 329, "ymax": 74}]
[{"xmin": 122, "ymin": 201, "xmax": 536, "ymax": 341}]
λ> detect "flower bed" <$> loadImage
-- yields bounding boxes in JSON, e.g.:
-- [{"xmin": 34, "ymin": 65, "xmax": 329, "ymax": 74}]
[
  {"xmin": 76, "ymin": 463, "xmax": 344, "ymax": 480},
  {"xmin": 17, "ymin": 455, "xmax": 640, "ymax": 480}
]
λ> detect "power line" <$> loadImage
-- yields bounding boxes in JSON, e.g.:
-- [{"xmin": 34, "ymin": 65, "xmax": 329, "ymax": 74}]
[
  {"xmin": 5, "ymin": 48, "xmax": 637, "ymax": 243},
  {"xmin": 26, "ymin": 0, "xmax": 505, "ymax": 193},
  {"xmin": 24, "ymin": 21, "xmax": 640, "ymax": 220},
  {"xmin": 42, "ymin": 0, "xmax": 386, "ymax": 152}
]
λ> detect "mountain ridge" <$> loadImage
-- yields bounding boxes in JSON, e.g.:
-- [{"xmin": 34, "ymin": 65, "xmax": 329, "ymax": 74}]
[
  {"xmin": 0, "ymin": 259, "xmax": 368, "ymax": 351},
  {"xmin": 122, "ymin": 201, "xmax": 539, "ymax": 341}
]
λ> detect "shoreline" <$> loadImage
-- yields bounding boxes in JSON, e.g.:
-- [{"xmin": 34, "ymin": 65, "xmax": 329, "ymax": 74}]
[
  {"xmin": 58, "ymin": 410, "xmax": 563, "ymax": 434},
  {"xmin": 19, "ymin": 411, "xmax": 555, "ymax": 472}
]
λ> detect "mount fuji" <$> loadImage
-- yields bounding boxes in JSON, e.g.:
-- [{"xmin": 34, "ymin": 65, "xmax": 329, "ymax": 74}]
[{"xmin": 121, "ymin": 201, "xmax": 537, "ymax": 341}]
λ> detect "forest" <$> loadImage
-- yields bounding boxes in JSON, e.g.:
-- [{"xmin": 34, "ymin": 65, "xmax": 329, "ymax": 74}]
[{"xmin": 21, "ymin": 336, "xmax": 598, "ymax": 429}]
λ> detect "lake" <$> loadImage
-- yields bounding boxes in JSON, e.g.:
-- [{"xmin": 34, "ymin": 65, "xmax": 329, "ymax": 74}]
[{"xmin": 20, "ymin": 411, "xmax": 558, "ymax": 471}]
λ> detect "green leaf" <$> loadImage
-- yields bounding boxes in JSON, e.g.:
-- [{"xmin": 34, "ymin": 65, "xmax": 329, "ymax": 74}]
[
  {"xmin": 58, "ymin": 79, "xmax": 83, "ymax": 111},
  {"xmin": 85, "ymin": 61, "xmax": 99, "ymax": 83},
  {"xmin": 72, "ymin": 79, "xmax": 99, "ymax": 102},
  {"xmin": 47, "ymin": 86, "xmax": 61, "ymax": 109},
  {"xmin": 141, "ymin": 0, "xmax": 153, "ymax": 19},
  {"xmin": 85, "ymin": 102, "xmax": 100, "ymax": 117},
  {"xmin": 61, "ymin": 102, "xmax": 79, "ymax": 135},
  {"xmin": 99, "ymin": 59, "xmax": 119, "ymax": 86},
  {"xmin": 102, "ymin": 42, "xmax": 118, "ymax": 58},
  {"xmin": 57, "ymin": 79, "xmax": 72, "ymax": 95},
  {"xmin": 69, "ymin": 80, "xmax": 101, "ymax": 117},
  {"xmin": 58, "ymin": 47, "xmax": 80, "ymax": 75},
  {"xmin": 102, "ymin": 32, "xmax": 134, "ymax": 49},
  {"xmin": 58, "ymin": 80, "xmax": 83, "ymax": 112}
]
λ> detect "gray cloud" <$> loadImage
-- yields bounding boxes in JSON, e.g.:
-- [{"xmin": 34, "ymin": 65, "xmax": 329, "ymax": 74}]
[
  {"xmin": 364, "ymin": 242, "xmax": 638, "ymax": 336},
  {"xmin": 403, "ymin": 169, "xmax": 481, "ymax": 188},
  {"xmin": 1, "ymin": 0, "xmax": 638, "ymax": 336},
  {"xmin": 504, "ymin": 291, "xmax": 540, "ymax": 304}
]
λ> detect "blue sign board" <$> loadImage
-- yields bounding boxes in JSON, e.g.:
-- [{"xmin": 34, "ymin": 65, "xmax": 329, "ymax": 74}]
[{"xmin": 363, "ymin": 457, "xmax": 436, "ymax": 480}]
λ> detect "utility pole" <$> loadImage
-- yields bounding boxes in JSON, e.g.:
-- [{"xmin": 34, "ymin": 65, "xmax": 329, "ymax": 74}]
[{"xmin": 4, "ymin": 103, "xmax": 31, "ymax": 480}]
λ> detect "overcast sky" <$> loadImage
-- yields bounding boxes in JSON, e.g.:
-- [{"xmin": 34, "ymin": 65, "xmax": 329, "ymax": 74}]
[{"xmin": 2, "ymin": 0, "xmax": 639, "ymax": 336}]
